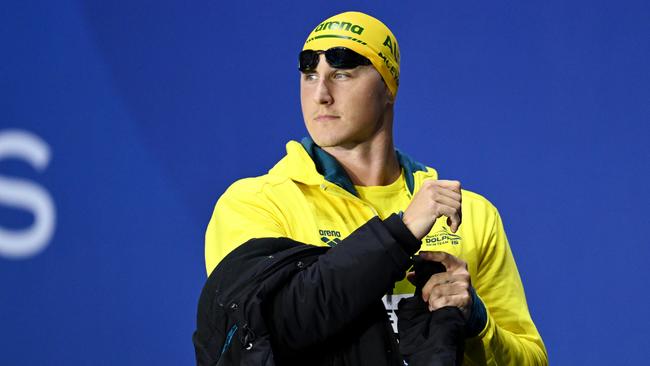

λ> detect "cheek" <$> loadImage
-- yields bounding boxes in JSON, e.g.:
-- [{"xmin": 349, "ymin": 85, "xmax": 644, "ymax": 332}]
[
  {"xmin": 300, "ymin": 86, "xmax": 314, "ymax": 116},
  {"xmin": 350, "ymin": 88, "xmax": 384, "ymax": 120},
  {"xmin": 299, "ymin": 83, "xmax": 307, "ymax": 105},
  {"xmin": 357, "ymin": 75, "xmax": 387, "ymax": 105}
]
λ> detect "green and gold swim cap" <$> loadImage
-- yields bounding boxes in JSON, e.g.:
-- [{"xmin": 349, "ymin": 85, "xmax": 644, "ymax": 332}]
[{"xmin": 302, "ymin": 11, "xmax": 401, "ymax": 97}]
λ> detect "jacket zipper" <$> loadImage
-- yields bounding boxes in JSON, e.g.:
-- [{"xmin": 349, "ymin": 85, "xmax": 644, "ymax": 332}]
[
  {"xmin": 319, "ymin": 173, "xmax": 424, "ymax": 215},
  {"xmin": 319, "ymin": 182, "xmax": 380, "ymax": 217}
]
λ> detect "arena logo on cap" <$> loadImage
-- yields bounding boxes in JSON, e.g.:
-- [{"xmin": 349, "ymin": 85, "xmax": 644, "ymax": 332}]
[{"xmin": 313, "ymin": 21, "xmax": 365, "ymax": 35}]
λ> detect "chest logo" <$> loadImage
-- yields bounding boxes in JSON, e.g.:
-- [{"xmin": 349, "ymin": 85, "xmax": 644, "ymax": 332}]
[
  {"xmin": 423, "ymin": 227, "xmax": 462, "ymax": 246},
  {"xmin": 319, "ymin": 229, "xmax": 342, "ymax": 247}
]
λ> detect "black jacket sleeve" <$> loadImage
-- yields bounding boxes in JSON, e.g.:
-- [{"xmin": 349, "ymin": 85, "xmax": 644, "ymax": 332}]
[
  {"xmin": 397, "ymin": 257, "xmax": 466, "ymax": 366},
  {"xmin": 265, "ymin": 214, "xmax": 421, "ymax": 351}
]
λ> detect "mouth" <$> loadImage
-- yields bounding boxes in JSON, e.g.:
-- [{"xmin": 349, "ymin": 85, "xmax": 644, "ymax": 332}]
[{"xmin": 314, "ymin": 114, "xmax": 340, "ymax": 122}]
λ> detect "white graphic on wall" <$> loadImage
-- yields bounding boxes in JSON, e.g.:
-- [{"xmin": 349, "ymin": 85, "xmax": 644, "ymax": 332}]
[{"xmin": 0, "ymin": 130, "xmax": 56, "ymax": 259}]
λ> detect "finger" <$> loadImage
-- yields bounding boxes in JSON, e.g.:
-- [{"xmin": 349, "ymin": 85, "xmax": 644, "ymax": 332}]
[
  {"xmin": 431, "ymin": 180, "xmax": 461, "ymax": 193},
  {"xmin": 420, "ymin": 251, "xmax": 467, "ymax": 272},
  {"xmin": 433, "ymin": 205, "xmax": 461, "ymax": 233},
  {"xmin": 420, "ymin": 272, "xmax": 454, "ymax": 301},
  {"xmin": 435, "ymin": 202, "xmax": 459, "ymax": 222},
  {"xmin": 425, "ymin": 281, "xmax": 469, "ymax": 298},
  {"xmin": 448, "ymin": 211, "xmax": 462, "ymax": 233},
  {"xmin": 448, "ymin": 271, "xmax": 471, "ymax": 284},
  {"xmin": 431, "ymin": 193, "xmax": 461, "ymax": 211},
  {"xmin": 419, "ymin": 251, "xmax": 450, "ymax": 264},
  {"xmin": 434, "ymin": 271, "xmax": 471, "ymax": 284},
  {"xmin": 432, "ymin": 187, "xmax": 462, "ymax": 203},
  {"xmin": 430, "ymin": 193, "xmax": 461, "ymax": 227},
  {"xmin": 427, "ymin": 292, "xmax": 472, "ymax": 313}
]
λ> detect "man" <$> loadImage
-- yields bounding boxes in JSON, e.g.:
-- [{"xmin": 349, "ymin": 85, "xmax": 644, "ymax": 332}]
[{"xmin": 198, "ymin": 11, "xmax": 547, "ymax": 366}]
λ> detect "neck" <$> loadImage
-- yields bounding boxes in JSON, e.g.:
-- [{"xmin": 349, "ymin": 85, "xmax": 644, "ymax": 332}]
[{"xmin": 322, "ymin": 120, "xmax": 400, "ymax": 187}]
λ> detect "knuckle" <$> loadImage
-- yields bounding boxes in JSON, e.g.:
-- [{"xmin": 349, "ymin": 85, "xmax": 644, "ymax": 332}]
[
  {"xmin": 423, "ymin": 281, "xmax": 436, "ymax": 296},
  {"xmin": 460, "ymin": 281, "xmax": 470, "ymax": 292},
  {"xmin": 431, "ymin": 298, "xmax": 446, "ymax": 309},
  {"xmin": 457, "ymin": 291, "xmax": 468, "ymax": 303},
  {"xmin": 433, "ymin": 252, "xmax": 448, "ymax": 261}
]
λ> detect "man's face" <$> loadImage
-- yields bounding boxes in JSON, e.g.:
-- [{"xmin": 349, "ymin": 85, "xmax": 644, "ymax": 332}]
[{"xmin": 300, "ymin": 54, "xmax": 393, "ymax": 148}]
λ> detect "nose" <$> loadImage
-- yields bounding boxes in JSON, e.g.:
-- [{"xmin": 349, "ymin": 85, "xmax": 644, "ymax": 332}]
[
  {"xmin": 313, "ymin": 55, "xmax": 333, "ymax": 105},
  {"xmin": 314, "ymin": 79, "xmax": 334, "ymax": 105}
]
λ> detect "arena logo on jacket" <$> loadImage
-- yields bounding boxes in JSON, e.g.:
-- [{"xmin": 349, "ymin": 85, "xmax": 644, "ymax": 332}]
[
  {"xmin": 422, "ymin": 227, "xmax": 462, "ymax": 247},
  {"xmin": 319, "ymin": 228, "xmax": 342, "ymax": 246}
]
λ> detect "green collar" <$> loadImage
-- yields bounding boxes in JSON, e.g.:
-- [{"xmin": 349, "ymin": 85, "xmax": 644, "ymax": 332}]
[{"xmin": 300, "ymin": 137, "xmax": 426, "ymax": 197}]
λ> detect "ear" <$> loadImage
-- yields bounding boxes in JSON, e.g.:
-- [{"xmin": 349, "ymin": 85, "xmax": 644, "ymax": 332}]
[
  {"xmin": 377, "ymin": 73, "xmax": 395, "ymax": 105},
  {"xmin": 386, "ymin": 89, "xmax": 395, "ymax": 105},
  {"xmin": 385, "ymin": 85, "xmax": 395, "ymax": 105}
]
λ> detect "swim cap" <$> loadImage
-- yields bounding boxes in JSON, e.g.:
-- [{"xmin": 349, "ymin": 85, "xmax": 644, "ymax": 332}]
[{"xmin": 302, "ymin": 11, "xmax": 401, "ymax": 97}]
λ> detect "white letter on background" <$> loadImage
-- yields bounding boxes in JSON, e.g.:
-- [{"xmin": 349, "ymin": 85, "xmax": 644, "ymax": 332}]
[{"xmin": 0, "ymin": 130, "xmax": 56, "ymax": 259}]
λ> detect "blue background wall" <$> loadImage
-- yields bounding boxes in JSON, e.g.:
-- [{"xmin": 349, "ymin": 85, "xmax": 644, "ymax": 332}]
[{"xmin": 1, "ymin": 0, "xmax": 648, "ymax": 364}]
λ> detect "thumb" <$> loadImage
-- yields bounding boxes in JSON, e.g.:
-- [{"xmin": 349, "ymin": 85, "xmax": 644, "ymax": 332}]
[
  {"xmin": 406, "ymin": 271, "xmax": 416, "ymax": 285},
  {"xmin": 419, "ymin": 251, "xmax": 461, "ymax": 271}
]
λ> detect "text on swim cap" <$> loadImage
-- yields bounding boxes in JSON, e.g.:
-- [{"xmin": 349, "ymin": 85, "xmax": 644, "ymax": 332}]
[
  {"xmin": 378, "ymin": 51, "xmax": 400, "ymax": 86},
  {"xmin": 313, "ymin": 21, "xmax": 365, "ymax": 35},
  {"xmin": 382, "ymin": 35, "xmax": 400, "ymax": 63}
]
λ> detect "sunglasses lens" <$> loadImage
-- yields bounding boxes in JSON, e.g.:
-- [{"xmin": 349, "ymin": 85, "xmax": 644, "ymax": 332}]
[
  {"xmin": 326, "ymin": 47, "xmax": 371, "ymax": 69},
  {"xmin": 298, "ymin": 48, "xmax": 371, "ymax": 72},
  {"xmin": 299, "ymin": 50, "xmax": 319, "ymax": 72}
]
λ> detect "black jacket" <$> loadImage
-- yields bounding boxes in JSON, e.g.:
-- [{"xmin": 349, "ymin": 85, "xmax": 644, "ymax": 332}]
[{"xmin": 193, "ymin": 214, "xmax": 464, "ymax": 365}]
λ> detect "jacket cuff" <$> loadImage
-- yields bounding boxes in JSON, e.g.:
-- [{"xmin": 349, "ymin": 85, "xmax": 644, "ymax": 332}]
[
  {"xmin": 383, "ymin": 213, "xmax": 421, "ymax": 256},
  {"xmin": 465, "ymin": 287, "xmax": 488, "ymax": 337}
]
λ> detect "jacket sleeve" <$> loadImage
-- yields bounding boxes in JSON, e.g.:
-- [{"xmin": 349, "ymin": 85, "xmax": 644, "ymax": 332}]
[
  {"xmin": 264, "ymin": 213, "xmax": 420, "ymax": 352},
  {"xmin": 205, "ymin": 179, "xmax": 288, "ymax": 275},
  {"xmin": 465, "ymin": 205, "xmax": 548, "ymax": 366}
]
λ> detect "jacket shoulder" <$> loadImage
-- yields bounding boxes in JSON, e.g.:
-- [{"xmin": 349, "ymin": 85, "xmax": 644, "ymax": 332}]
[
  {"xmin": 461, "ymin": 189, "xmax": 498, "ymax": 212},
  {"xmin": 220, "ymin": 173, "xmax": 293, "ymax": 199},
  {"xmin": 458, "ymin": 189, "xmax": 504, "ymax": 242}
]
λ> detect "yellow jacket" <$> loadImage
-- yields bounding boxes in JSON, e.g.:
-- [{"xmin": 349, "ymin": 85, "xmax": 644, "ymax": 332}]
[{"xmin": 206, "ymin": 139, "xmax": 548, "ymax": 365}]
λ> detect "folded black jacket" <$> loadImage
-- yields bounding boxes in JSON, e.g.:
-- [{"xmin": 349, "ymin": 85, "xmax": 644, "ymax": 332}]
[{"xmin": 193, "ymin": 214, "xmax": 465, "ymax": 365}]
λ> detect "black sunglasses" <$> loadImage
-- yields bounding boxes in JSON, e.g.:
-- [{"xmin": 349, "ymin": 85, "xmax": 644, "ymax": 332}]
[{"xmin": 298, "ymin": 47, "xmax": 371, "ymax": 73}]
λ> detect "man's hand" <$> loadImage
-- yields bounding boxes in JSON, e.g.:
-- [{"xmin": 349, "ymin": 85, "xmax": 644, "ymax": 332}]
[
  {"xmin": 402, "ymin": 179, "xmax": 462, "ymax": 240},
  {"xmin": 411, "ymin": 251, "xmax": 473, "ymax": 319}
]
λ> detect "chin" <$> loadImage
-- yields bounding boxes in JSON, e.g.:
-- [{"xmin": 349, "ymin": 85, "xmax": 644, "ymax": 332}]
[
  {"xmin": 310, "ymin": 136, "xmax": 339, "ymax": 148},
  {"xmin": 307, "ymin": 129, "xmax": 343, "ymax": 148}
]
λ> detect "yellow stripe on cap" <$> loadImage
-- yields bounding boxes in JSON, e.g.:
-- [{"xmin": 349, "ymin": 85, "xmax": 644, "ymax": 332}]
[{"xmin": 302, "ymin": 11, "xmax": 401, "ymax": 97}]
